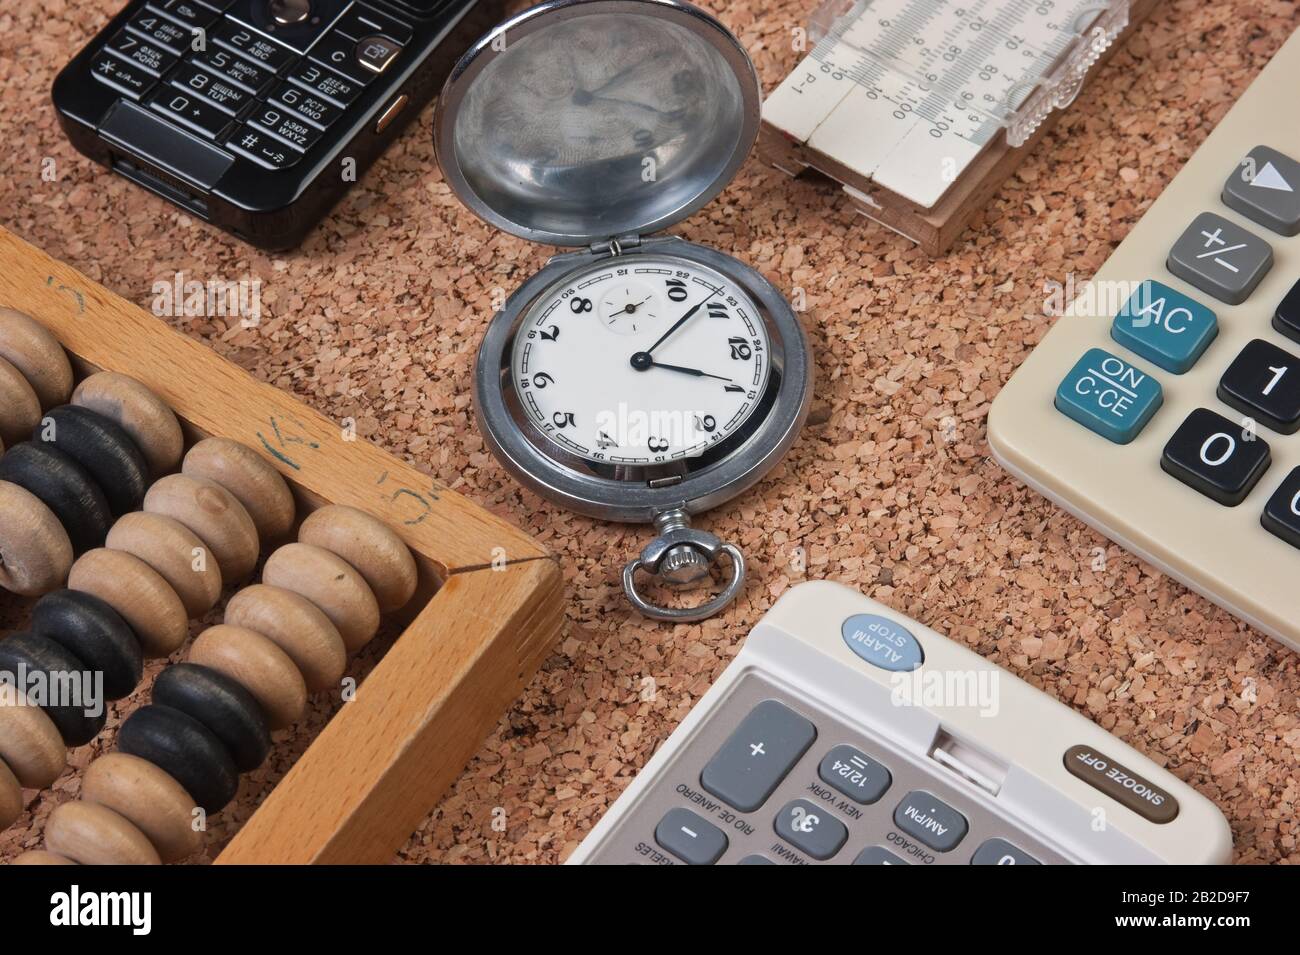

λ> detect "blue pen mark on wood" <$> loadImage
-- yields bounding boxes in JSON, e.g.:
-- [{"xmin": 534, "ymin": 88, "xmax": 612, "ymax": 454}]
[
  {"xmin": 46, "ymin": 275, "xmax": 86, "ymax": 313},
  {"xmin": 376, "ymin": 471, "xmax": 441, "ymax": 524},
  {"xmin": 256, "ymin": 415, "xmax": 321, "ymax": 471}
]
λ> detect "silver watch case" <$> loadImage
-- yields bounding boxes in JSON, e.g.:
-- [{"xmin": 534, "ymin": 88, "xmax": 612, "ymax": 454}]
[{"xmin": 473, "ymin": 235, "xmax": 812, "ymax": 523}]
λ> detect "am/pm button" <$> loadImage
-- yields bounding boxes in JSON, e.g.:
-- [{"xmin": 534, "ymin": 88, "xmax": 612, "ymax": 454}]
[{"xmin": 1055, "ymin": 348, "xmax": 1163, "ymax": 444}]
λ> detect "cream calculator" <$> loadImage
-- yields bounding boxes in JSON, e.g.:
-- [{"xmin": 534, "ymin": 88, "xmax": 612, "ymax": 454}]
[{"xmin": 989, "ymin": 29, "xmax": 1300, "ymax": 653}]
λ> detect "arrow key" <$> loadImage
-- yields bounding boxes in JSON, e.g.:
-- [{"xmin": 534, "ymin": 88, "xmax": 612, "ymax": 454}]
[{"xmin": 1223, "ymin": 145, "xmax": 1300, "ymax": 236}]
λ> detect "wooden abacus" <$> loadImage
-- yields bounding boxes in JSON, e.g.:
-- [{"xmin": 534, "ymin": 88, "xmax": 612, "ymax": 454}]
[{"xmin": 0, "ymin": 225, "xmax": 564, "ymax": 863}]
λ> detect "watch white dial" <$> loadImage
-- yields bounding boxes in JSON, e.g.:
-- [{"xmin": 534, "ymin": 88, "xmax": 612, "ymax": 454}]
[{"xmin": 512, "ymin": 256, "xmax": 771, "ymax": 463}]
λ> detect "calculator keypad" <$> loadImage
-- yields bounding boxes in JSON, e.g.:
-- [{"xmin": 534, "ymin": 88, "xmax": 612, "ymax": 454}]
[
  {"xmin": 600, "ymin": 675, "xmax": 1064, "ymax": 865},
  {"xmin": 1045, "ymin": 144, "xmax": 1300, "ymax": 550}
]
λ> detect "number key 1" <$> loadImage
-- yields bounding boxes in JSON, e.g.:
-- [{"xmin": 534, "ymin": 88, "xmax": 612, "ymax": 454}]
[{"xmin": 1217, "ymin": 338, "xmax": 1300, "ymax": 434}]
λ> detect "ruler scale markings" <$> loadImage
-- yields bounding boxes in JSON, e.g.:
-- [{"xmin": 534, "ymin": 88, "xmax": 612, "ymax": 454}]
[{"xmin": 763, "ymin": 0, "xmax": 1130, "ymax": 208}]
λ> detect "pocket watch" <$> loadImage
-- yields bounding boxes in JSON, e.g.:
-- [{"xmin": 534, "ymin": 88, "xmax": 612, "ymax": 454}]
[{"xmin": 434, "ymin": 0, "xmax": 813, "ymax": 621}]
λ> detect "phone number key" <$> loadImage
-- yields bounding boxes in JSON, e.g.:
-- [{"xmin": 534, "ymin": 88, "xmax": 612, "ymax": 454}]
[
  {"xmin": 226, "ymin": 126, "xmax": 302, "ymax": 170},
  {"xmin": 248, "ymin": 105, "xmax": 323, "ymax": 151}
]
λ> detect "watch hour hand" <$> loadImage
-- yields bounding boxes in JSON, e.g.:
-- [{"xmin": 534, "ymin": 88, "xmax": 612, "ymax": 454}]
[{"xmin": 631, "ymin": 356, "xmax": 734, "ymax": 383}]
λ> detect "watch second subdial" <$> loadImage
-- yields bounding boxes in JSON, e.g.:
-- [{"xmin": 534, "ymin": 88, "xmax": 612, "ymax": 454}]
[{"xmin": 597, "ymin": 280, "xmax": 662, "ymax": 335}]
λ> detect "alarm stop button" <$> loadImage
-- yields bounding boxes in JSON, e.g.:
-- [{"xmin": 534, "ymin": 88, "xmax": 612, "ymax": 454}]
[
  {"xmin": 841, "ymin": 614, "xmax": 923, "ymax": 672},
  {"xmin": 1063, "ymin": 745, "xmax": 1179, "ymax": 824}
]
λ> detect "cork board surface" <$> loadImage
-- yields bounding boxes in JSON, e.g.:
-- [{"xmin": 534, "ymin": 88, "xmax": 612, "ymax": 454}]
[{"xmin": 1, "ymin": 0, "xmax": 1298, "ymax": 864}]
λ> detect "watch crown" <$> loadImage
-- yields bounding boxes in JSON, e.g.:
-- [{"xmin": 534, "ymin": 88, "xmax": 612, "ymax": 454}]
[{"xmin": 659, "ymin": 544, "xmax": 712, "ymax": 586}]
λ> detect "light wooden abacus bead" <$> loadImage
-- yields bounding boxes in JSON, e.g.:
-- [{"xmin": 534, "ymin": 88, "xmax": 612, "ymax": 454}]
[
  {"xmin": 263, "ymin": 543, "xmax": 380, "ymax": 653},
  {"xmin": 0, "ymin": 354, "xmax": 40, "ymax": 448},
  {"xmin": 0, "ymin": 479, "xmax": 74, "ymax": 596},
  {"xmin": 72, "ymin": 371, "xmax": 184, "ymax": 477},
  {"xmin": 183, "ymin": 437, "xmax": 295, "ymax": 543},
  {"xmin": 224, "ymin": 584, "xmax": 347, "ymax": 693},
  {"xmin": 106, "ymin": 511, "xmax": 223, "ymax": 617},
  {"xmin": 82, "ymin": 753, "xmax": 202, "ymax": 863},
  {"xmin": 0, "ymin": 306, "xmax": 74, "ymax": 410},
  {"xmin": 0, "ymin": 684, "xmax": 66, "ymax": 789},
  {"xmin": 45, "ymin": 801, "xmax": 161, "ymax": 865},
  {"xmin": 10, "ymin": 851, "xmax": 76, "ymax": 865},
  {"xmin": 144, "ymin": 473, "xmax": 259, "ymax": 583},
  {"xmin": 68, "ymin": 548, "xmax": 189, "ymax": 657},
  {"xmin": 0, "ymin": 758, "xmax": 22, "ymax": 830},
  {"xmin": 299, "ymin": 505, "xmax": 418, "ymax": 612},
  {"xmin": 189, "ymin": 625, "xmax": 307, "ymax": 730}
]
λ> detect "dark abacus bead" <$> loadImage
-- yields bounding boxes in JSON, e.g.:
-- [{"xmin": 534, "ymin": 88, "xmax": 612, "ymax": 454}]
[
  {"xmin": 118, "ymin": 703, "xmax": 240, "ymax": 812},
  {"xmin": 0, "ymin": 631, "xmax": 106, "ymax": 746},
  {"xmin": 35, "ymin": 405, "xmax": 149, "ymax": 515},
  {"xmin": 0, "ymin": 442, "xmax": 112, "ymax": 554},
  {"xmin": 31, "ymin": 589, "xmax": 143, "ymax": 701},
  {"xmin": 152, "ymin": 663, "xmax": 272, "ymax": 772}
]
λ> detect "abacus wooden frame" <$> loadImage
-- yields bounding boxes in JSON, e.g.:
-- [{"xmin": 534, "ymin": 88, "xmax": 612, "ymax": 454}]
[{"xmin": 0, "ymin": 226, "xmax": 565, "ymax": 864}]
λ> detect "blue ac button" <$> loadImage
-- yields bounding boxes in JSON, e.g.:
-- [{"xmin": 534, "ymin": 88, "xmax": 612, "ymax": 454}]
[{"xmin": 841, "ymin": 614, "xmax": 924, "ymax": 672}]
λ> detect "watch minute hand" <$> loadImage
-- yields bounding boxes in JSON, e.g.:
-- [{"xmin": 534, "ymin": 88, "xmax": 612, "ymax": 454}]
[{"xmin": 645, "ymin": 287, "xmax": 721, "ymax": 355}]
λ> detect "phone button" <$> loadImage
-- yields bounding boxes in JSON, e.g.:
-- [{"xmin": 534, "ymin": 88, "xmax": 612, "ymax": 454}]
[
  {"xmin": 226, "ymin": 127, "xmax": 302, "ymax": 169},
  {"xmin": 248, "ymin": 105, "xmax": 323, "ymax": 152},
  {"xmin": 91, "ymin": 52, "xmax": 157, "ymax": 100},
  {"xmin": 355, "ymin": 35, "xmax": 401, "ymax": 74},
  {"xmin": 148, "ymin": 88, "xmax": 234, "ymax": 139},
  {"xmin": 307, "ymin": 31, "xmax": 375, "ymax": 85},
  {"xmin": 105, "ymin": 30, "xmax": 178, "ymax": 77}
]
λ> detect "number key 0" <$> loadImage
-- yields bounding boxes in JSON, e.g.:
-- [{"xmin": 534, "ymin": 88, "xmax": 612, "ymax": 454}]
[{"xmin": 1161, "ymin": 408, "xmax": 1271, "ymax": 506}]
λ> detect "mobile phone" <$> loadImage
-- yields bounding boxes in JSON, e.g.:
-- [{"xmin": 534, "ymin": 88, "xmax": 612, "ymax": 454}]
[{"xmin": 53, "ymin": 0, "xmax": 504, "ymax": 250}]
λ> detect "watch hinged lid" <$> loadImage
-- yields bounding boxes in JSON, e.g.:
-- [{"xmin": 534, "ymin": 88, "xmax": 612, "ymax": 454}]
[{"xmin": 434, "ymin": 0, "xmax": 761, "ymax": 247}]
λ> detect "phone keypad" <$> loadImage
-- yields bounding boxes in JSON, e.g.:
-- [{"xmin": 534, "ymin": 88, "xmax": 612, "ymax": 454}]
[
  {"xmin": 212, "ymin": 21, "xmax": 296, "ymax": 72},
  {"xmin": 226, "ymin": 127, "xmax": 301, "ymax": 169},
  {"xmin": 145, "ymin": 0, "xmax": 221, "ymax": 31},
  {"xmin": 286, "ymin": 60, "xmax": 364, "ymax": 106},
  {"xmin": 90, "ymin": 1, "xmax": 417, "ymax": 171}
]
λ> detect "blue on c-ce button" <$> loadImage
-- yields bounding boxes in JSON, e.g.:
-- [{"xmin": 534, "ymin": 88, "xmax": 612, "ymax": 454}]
[
  {"xmin": 1110, "ymin": 280, "xmax": 1217, "ymax": 374},
  {"xmin": 1054, "ymin": 347, "xmax": 1163, "ymax": 444}
]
